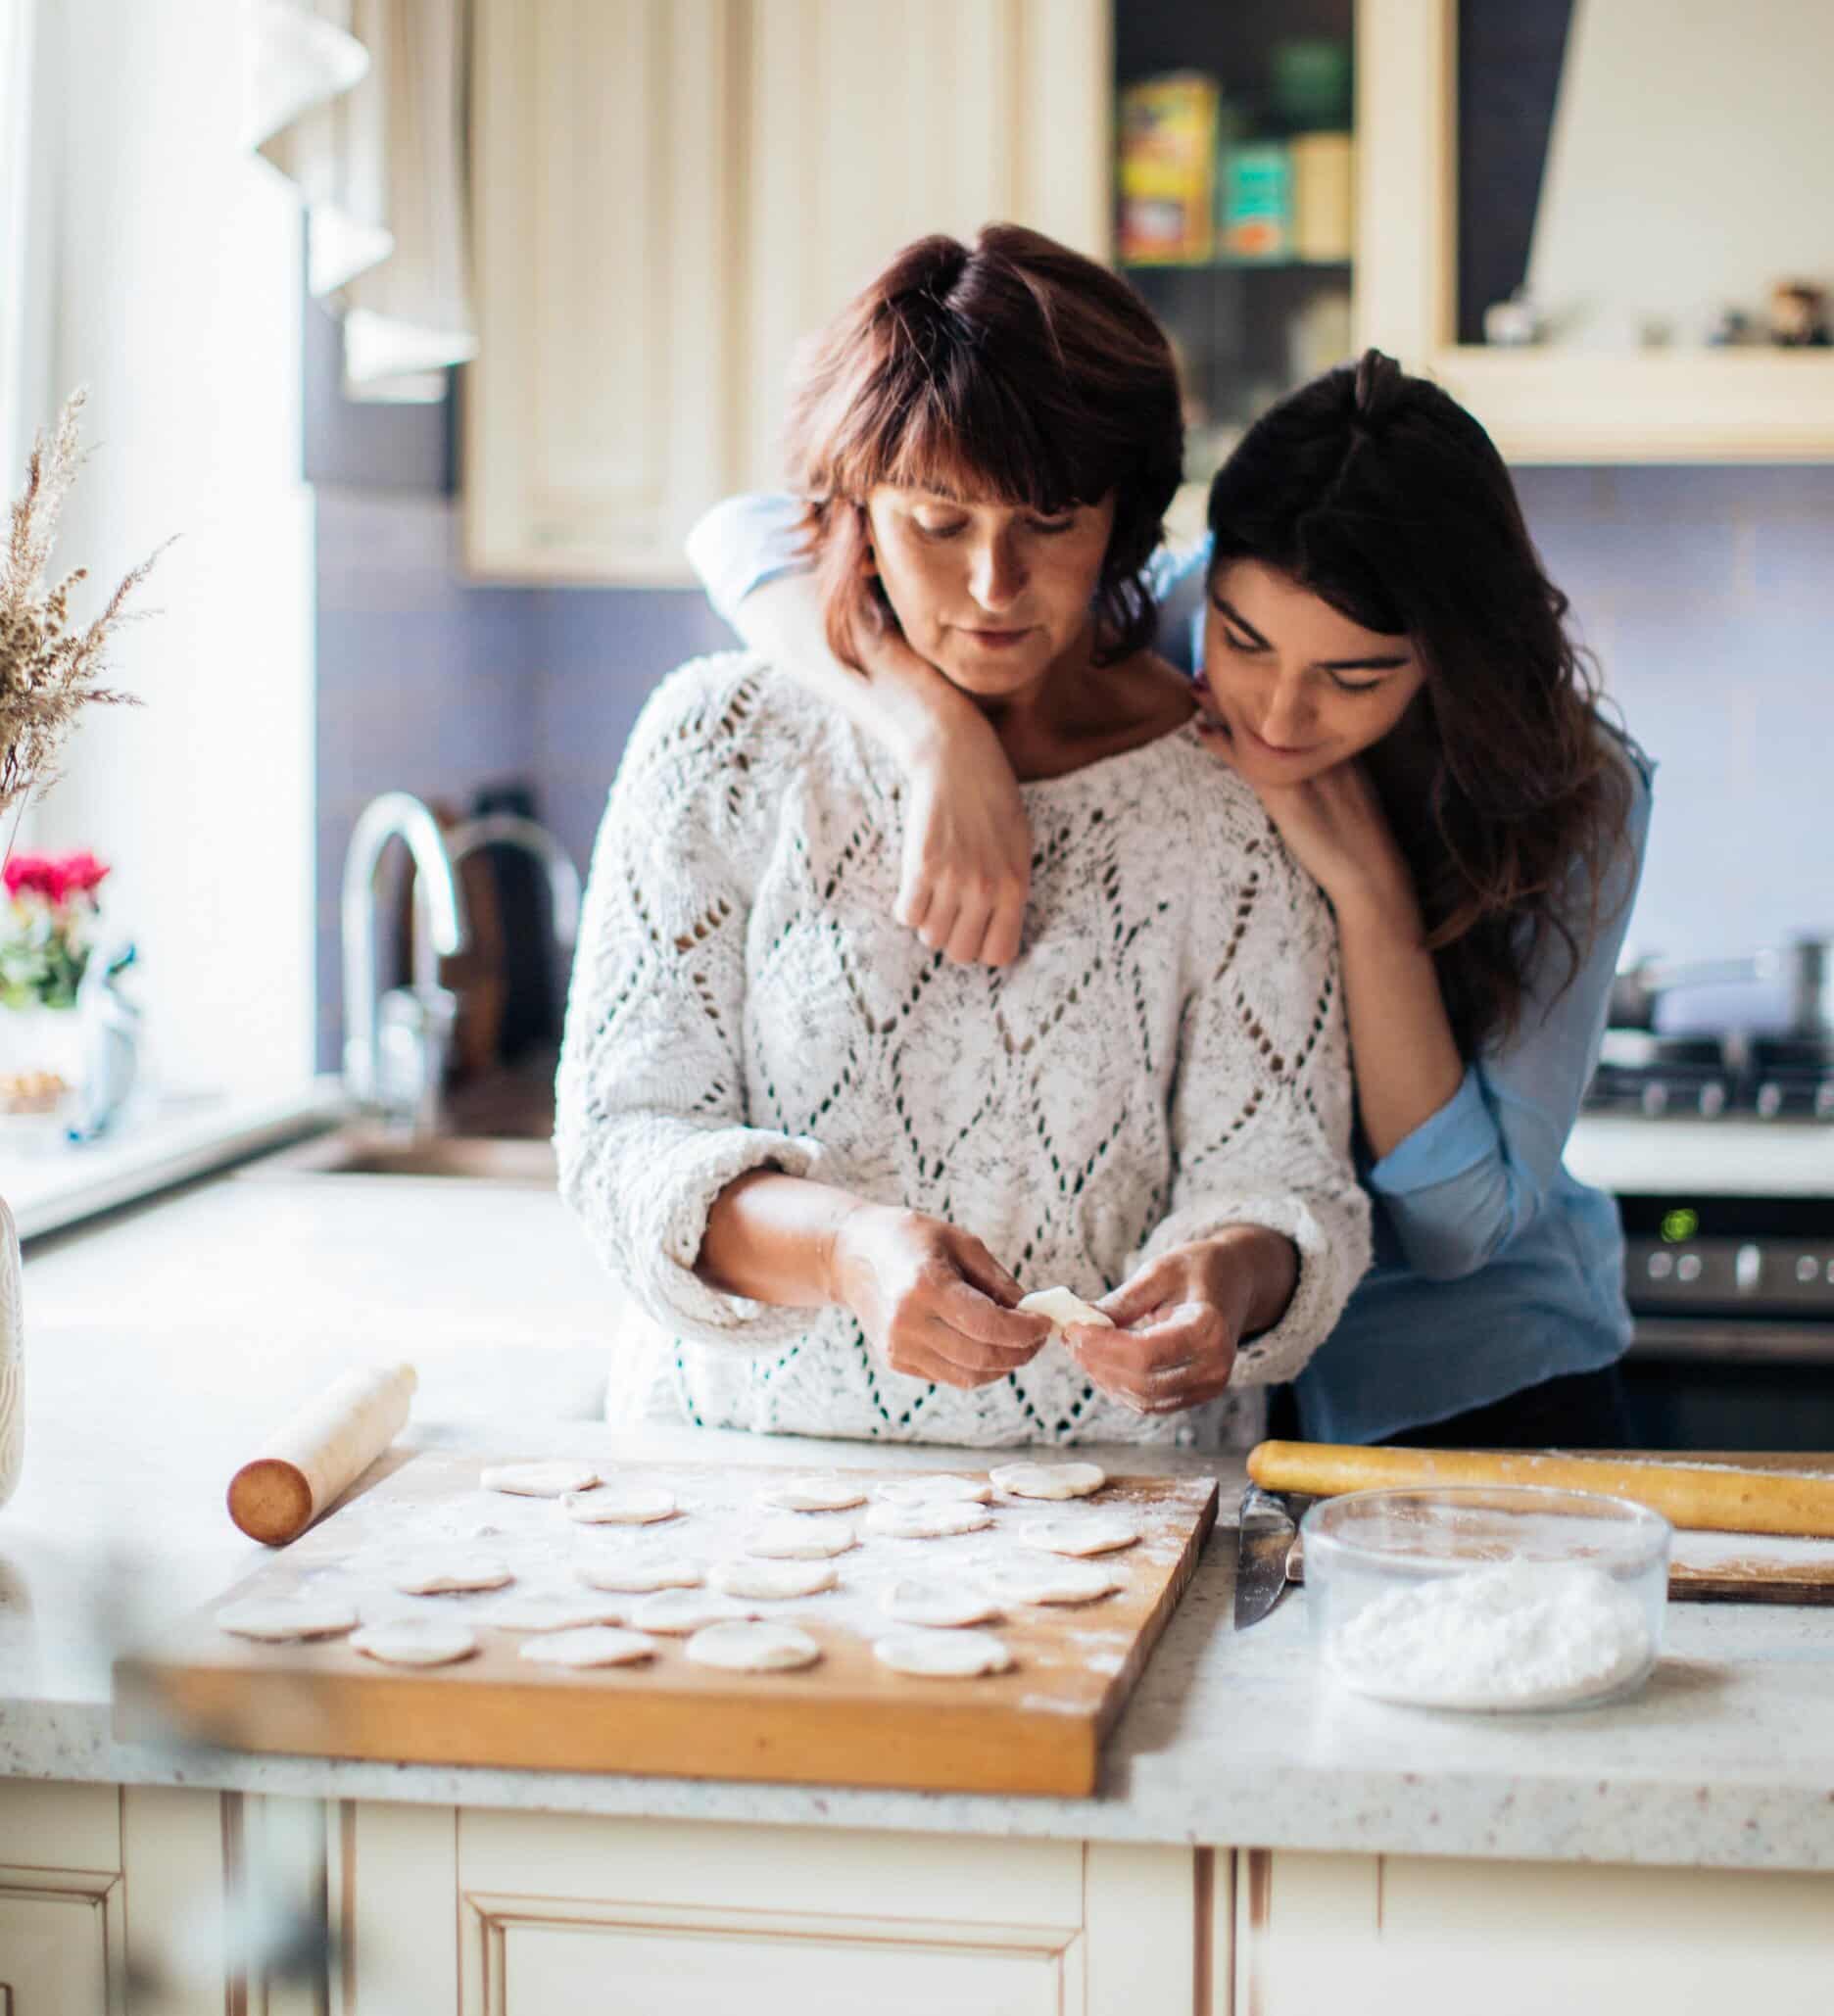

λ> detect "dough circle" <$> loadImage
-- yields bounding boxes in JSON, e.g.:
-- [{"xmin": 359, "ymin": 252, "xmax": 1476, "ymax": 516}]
[
  {"xmin": 481, "ymin": 1460, "xmax": 601, "ymax": 1498},
  {"xmin": 746, "ymin": 1516, "xmax": 857, "ymax": 1560},
  {"xmin": 1017, "ymin": 1286, "xmax": 1115, "ymax": 1333},
  {"xmin": 573, "ymin": 1554, "xmax": 703, "ymax": 1594},
  {"xmin": 873, "ymin": 1473, "xmax": 993, "ymax": 1509},
  {"xmin": 756, "ymin": 1476, "xmax": 869, "ymax": 1513},
  {"xmin": 216, "ymin": 1597, "xmax": 358, "ymax": 1642},
  {"xmin": 479, "ymin": 1595, "xmax": 629, "ymax": 1633},
  {"xmin": 517, "ymin": 1625, "xmax": 657, "ymax": 1668},
  {"xmin": 1028, "ymin": 1514, "xmax": 1142, "ymax": 1558},
  {"xmin": 864, "ymin": 1501, "xmax": 994, "ymax": 1541},
  {"xmin": 711, "ymin": 1559, "xmax": 840, "ymax": 1601},
  {"xmin": 874, "ymin": 1628, "xmax": 1013, "ymax": 1678},
  {"xmin": 562, "ymin": 1485, "xmax": 679, "ymax": 1525},
  {"xmin": 350, "ymin": 1619, "xmax": 478, "ymax": 1666},
  {"xmin": 983, "ymin": 1560, "xmax": 1123, "ymax": 1607},
  {"xmin": 630, "ymin": 1589, "xmax": 757, "ymax": 1635},
  {"xmin": 685, "ymin": 1622, "xmax": 822, "ymax": 1672},
  {"xmin": 989, "ymin": 1461, "xmax": 1107, "ymax": 1502},
  {"xmin": 390, "ymin": 1554, "xmax": 513, "ymax": 1595},
  {"xmin": 881, "ymin": 1579, "xmax": 1002, "ymax": 1629}
]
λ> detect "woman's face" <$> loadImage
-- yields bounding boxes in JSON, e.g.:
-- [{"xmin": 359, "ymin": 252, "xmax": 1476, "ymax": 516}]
[
  {"xmin": 864, "ymin": 486, "xmax": 1115, "ymax": 698},
  {"xmin": 1199, "ymin": 559, "xmax": 1425, "ymax": 786}
]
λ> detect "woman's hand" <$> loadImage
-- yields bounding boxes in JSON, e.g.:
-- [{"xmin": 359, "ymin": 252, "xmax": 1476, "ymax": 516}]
[
  {"xmin": 861, "ymin": 628, "xmax": 1033, "ymax": 967},
  {"xmin": 1067, "ymin": 1230, "xmax": 1296, "ymax": 1415},
  {"xmin": 830, "ymin": 1203, "xmax": 1051, "ymax": 1389},
  {"xmin": 1194, "ymin": 721, "xmax": 1414, "ymax": 924}
]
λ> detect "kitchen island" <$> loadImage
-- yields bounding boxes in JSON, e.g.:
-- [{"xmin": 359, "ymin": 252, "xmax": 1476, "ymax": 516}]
[{"xmin": 3, "ymin": 1166, "xmax": 1832, "ymax": 2011}]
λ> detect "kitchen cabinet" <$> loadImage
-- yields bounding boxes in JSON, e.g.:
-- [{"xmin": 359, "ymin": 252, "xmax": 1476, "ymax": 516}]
[
  {"xmin": 465, "ymin": 0, "xmax": 1108, "ymax": 585},
  {"xmin": 0, "ymin": 1783, "xmax": 122, "ymax": 2015},
  {"xmin": 1355, "ymin": 0, "xmax": 1834, "ymax": 461},
  {"xmin": 1231, "ymin": 1848, "xmax": 1834, "ymax": 2015},
  {"xmin": 337, "ymin": 1801, "xmax": 1197, "ymax": 2016}
]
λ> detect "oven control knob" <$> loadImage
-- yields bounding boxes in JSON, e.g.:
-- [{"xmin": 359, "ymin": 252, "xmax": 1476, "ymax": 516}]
[
  {"xmin": 1676, "ymin": 1253, "xmax": 1704, "ymax": 1283},
  {"xmin": 1647, "ymin": 1250, "xmax": 1674, "ymax": 1280},
  {"xmin": 1800, "ymin": 1255, "xmax": 1821, "ymax": 1284},
  {"xmin": 1735, "ymin": 1243, "xmax": 1762, "ymax": 1293}
]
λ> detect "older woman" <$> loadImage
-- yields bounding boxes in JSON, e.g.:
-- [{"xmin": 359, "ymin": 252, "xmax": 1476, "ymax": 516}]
[{"xmin": 556, "ymin": 225, "xmax": 1369, "ymax": 1448}]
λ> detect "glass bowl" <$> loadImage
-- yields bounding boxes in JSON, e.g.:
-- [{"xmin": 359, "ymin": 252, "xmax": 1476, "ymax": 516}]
[{"xmin": 1301, "ymin": 1485, "xmax": 1671, "ymax": 1712}]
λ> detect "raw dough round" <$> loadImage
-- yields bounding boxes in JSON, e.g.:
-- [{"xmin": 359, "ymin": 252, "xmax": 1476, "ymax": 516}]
[
  {"xmin": 685, "ymin": 1622, "xmax": 822, "ymax": 1672},
  {"xmin": 480, "ymin": 1459, "xmax": 601, "ymax": 1498},
  {"xmin": 517, "ymin": 1625, "xmax": 657, "ymax": 1668},
  {"xmin": 864, "ymin": 1501, "xmax": 993, "ymax": 1541},
  {"xmin": 561, "ymin": 1485, "xmax": 679, "ymax": 1525},
  {"xmin": 881, "ymin": 1579, "xmax": 1002, "ymax": 1629},
  {"xmin": 479, "ymin": 1595, "xmax": 630, "ymax": 1633},
  {"xmin": 216, "ymin": 1596, "xmax": 358, "ymax": 1642},
  {"xmin": 573, "ymin": 1554, "xmax": 703, "ymax": 1594},
  {"xmin": 710, "ymin": 1559, "xmax": 840, "ymax": 1601},
  {"xmin": 873, "ymin": 1473, "xmax": 993, "ymax": 1509},
  {"xmin": 390, "ymin": 1554, "xmax": 513, "ymax": 1595},
  {"xmin": 989, "ymin": 1461, "xmax": 1107, "ymax": 1502},
  {"xmin": 746, "ymin": 1516, "xmax": 857, "ymax": 1560},
  {"xmin": 983, "ymin": 1560, "xmax": 1123, "ymax": 1607},
  {"xmin": 873, "ymin": 1628, "xmax": 1012, "ymax": 1678},
  {"xmin": 630, "ymin": 1589, "xmax": 758, "ymax": 1635},
  {"xmin": 1028, "ymin": 1514, "xmax": 1142, "ymax": 1558},
  {"xmin": 1017, "ymin": 1286, "xmax": 1115, "ymax": 1333},
  {"xmin": 756, "ymin": 1476, "xmax": 869, "ymax": 1513},
  {"xmin": 350, "ymin": 1619, "xmax": 478, "ymax": 1666}
]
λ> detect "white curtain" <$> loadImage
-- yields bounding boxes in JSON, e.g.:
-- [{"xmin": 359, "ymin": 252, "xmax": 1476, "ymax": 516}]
[
  {"xmin": 0, "ymin": 0, "xmax": 45, "ymax": 483},
  {"xmin": 250, "ymin": 0, "xmax": 476, "ymax": 402}
]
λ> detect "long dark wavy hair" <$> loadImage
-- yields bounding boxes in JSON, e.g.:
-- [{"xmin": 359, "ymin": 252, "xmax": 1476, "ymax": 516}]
[
  {"xmin": 783, "ymin": 224, "xmax": 1183, "ymax": 669},
  {"xmin": 1207, "ymin": 351, "xmax": 1635, "ymax": 1056}
]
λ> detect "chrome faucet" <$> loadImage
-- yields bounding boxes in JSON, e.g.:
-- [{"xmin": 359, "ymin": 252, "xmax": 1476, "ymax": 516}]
[{"xmin": 341, "ymin": 792, "xmax": 470, "ymax": 1133}]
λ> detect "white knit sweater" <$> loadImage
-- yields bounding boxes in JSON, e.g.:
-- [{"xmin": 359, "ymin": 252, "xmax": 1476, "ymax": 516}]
[{"xmin": 556, "ymin": 653, "xmax": 1371, "ymax": 1449}]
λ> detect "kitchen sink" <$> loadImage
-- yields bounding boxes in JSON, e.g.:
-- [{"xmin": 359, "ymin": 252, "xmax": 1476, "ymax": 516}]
[{"xmin": 249, "ymin": 1129, "xmax": 558, "ymax": 1185}]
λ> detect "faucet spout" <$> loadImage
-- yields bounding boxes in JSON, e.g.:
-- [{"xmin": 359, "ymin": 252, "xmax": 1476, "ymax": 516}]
[
  {"xmin": 449, "ymin": 814, "xmax": 583, "ymax": 946},
  {"xmin": 341, "ymin": 792, "xmax": 470, "ymax": 1109}
]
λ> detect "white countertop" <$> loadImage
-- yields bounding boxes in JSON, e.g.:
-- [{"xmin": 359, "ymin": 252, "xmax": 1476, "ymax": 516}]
[{"xmin": 4, "ymin": 1161, "xmax": 1834, "ymax": 1873}]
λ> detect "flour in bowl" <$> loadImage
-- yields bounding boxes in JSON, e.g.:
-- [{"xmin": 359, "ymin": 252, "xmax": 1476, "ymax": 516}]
[{"xmin": 1327, "ymin": 1562, "xmax": 1653, "ymax": 1710}]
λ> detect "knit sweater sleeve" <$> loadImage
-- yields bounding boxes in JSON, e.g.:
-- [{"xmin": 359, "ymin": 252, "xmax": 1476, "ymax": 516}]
[
  {"xmin": 1131, "ymin": 809, "xmax": 1373, "ymax": 1387},
  {"xmin": 554, "ymin": 658, "xmax": 829, "ymax": 1350}
]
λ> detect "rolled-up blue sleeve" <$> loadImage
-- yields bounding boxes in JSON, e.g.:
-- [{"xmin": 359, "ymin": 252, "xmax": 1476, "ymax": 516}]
[
  {"xmin": 1365, "ymin": 743, "xmax": 1655, "ymax": 1281},
  {"xmin": 684, "ymin": 494, "xmax": 809, "ymax": 630}
]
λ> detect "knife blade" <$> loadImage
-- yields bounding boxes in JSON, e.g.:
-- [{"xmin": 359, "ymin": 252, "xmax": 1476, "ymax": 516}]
[{"xmin": 1233, "ymin": 1483, "xmax": 1300, "ymax": 1630}]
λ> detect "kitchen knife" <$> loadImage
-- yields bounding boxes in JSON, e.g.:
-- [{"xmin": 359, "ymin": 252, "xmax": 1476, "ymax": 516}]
[{"xmin": 1233, "ymin": 1483, "xmax": 1300, "ymax": 1630}]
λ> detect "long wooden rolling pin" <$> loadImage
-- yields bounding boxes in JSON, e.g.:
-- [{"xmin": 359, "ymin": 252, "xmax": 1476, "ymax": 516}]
[
  {"xmin": 226, "ymin": 1363, "xmax": 417, "ymax": 1545},
  {"xmin": 1246, "ymin": 1440, "xmax": 1834, "ymax": 1539}
]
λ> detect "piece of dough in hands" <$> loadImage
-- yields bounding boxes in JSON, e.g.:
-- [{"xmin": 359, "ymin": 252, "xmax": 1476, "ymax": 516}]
[{"xmin": 1017, "ymin": 1286, "xmax": 1115, "ymax": 1334}]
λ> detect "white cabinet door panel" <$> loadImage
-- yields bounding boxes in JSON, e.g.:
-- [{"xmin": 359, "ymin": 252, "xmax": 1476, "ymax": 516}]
[{"xmin": 0, "ymin": 1887, "xmax": 116, "ymax": 2016}]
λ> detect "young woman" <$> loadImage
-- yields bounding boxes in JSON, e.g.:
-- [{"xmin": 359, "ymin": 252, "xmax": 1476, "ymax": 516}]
[
  {"xmin": 687, "ymin": 348, "xmax": 1652, "ymax": 1450},
  {"xmin": 556, "ymin": 225, "xmax": 1370, "ymax": 1449}
]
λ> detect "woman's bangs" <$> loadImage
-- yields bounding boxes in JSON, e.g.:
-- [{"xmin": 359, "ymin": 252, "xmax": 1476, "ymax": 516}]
[
  {"xmin": 872, "ymin": 353, "xmax": 1092, "ymax": 512},
  {"xmin": 1293, "ymin": 510, "xmax": 1408, "ymax": 639}
]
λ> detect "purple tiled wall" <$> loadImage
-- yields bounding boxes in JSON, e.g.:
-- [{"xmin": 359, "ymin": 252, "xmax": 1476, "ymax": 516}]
[{"xmin": 1514, "ymin": 465, "xmax": 1834, "ymax": 1006}]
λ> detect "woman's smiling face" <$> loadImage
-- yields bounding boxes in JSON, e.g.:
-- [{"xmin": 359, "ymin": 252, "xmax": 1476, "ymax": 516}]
[
  {"xmin": 1199, "ymin": 559, "xmax": 1425, "ymax": 785},
  {"xmin": 864, "ymin": 485, "xmax": 1115, "ymax": 698}
]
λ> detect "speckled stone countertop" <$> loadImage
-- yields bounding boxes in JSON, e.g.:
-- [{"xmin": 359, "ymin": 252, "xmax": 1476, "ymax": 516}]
[{"xmin": 4, "ymin": 1163, "xmax": 1834, "ymax": 1873}]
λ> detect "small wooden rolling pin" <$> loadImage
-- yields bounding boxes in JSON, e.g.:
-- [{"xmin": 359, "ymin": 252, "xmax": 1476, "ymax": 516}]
[
  {"xmin": 1246, "ymin": 1441, "xmax": 1834, "ymax": 1539},
  {"xmin": 226, "ymin": 1363, "xmax": 417, "ymax": 1545}
]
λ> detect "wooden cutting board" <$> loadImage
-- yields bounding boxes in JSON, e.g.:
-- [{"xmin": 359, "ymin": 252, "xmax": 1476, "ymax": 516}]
[{"xmin": 116, "ymin": 1455, "xmax": 1218, "ymax": 1798}]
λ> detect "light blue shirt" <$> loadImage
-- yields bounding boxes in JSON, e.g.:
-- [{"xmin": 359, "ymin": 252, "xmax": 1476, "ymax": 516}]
[{"xmin": 686, "ymin": 496, "xmax": 1653, "ymax": 1444}]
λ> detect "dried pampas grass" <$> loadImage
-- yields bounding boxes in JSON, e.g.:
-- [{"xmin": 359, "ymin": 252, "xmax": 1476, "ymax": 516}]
[{"xmin": 0, "ymin": 389, "xmax": 169, "ymax": 842}]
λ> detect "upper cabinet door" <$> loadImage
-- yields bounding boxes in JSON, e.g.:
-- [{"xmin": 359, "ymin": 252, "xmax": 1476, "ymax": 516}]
[
  {"xmin": 1356, "ymin": 0, "xmax": 1834, "ymax": 462},
  {"xmin": 739, "ymin": 0, "xmax": 1110, "ymax": 490},
  {"xmin": 466, "ymin": 0, "xmax": 741, "ymax": 583}
]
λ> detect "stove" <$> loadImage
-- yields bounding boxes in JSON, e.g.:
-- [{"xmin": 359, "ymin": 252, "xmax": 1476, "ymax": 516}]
[{"xmin": 1586, "ymin": 1030, "xmax": 1834, "ymax": 1122}]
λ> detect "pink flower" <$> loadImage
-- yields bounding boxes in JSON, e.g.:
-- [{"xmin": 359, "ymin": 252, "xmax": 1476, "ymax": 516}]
[{"xmin": 3, "ymin": 850, "xmax": 110, "ymax": 907}]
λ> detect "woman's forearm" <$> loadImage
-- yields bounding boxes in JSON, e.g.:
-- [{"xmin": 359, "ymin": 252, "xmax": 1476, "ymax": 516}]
[
  {"xmin": 1333, "ymin": 893, "xmax": 1468, "ymax": 1160},
  {"xmin": 695, "ymin": 1168, "xmax": 873, "ymax": 1308},
  {"xmin": 735, "ymin": 574, "xmax": 975, "ymax": 769}
]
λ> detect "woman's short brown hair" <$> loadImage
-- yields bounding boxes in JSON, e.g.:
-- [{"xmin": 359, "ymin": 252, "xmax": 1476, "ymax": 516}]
[{"xmin": 782, "ymin": 223, "xmax": 1182, "ymax": 668}]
